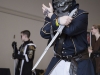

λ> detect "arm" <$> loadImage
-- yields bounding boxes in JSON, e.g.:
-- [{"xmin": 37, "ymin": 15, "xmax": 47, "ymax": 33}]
[
  {"xmin": 50, "ymin": 14, "xmax": 58, "ymax": 30},
  {"xmin": 41, "ymin": 3, "xmax": 57, "ymax": 39},
  {"xmin": 12, "ymin": 45, "xmax": 25, "ymax": 59},
  {"xmin": 50, "ymin": 13, "xmax": 88, "ymax": 36},
  {"xmin": 62, "ymin": 13, "xmax": 88, "ymax": 36},
  {"xmin": 12, "ymin": 53, "xmax": 25, "ymax": 59},
  {"xmin": 27, "ymin": 45, "xmax": 36, "ymax": 61},
  {"xmin": 40, "ymin": 13, "xmax": 58, "ymax": 39},
  {"xmin": 40, "ymin": 19, "xmax": 51, "ymax": 39}
]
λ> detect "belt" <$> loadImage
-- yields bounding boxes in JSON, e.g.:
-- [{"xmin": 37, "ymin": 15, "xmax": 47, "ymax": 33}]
[
  {"xmin": 54, "ymin": 54, "xmax": 73, "ymax": 62},
  {"xmin": 91, "ymin": 53, "xmax": 100, "ymax": 58},
  {"xmin": 54, "ymin": 54, "xmax": 78, "ymax": 75},
  {"xmin": 54, "ymin": 49, "xmax": 89, "ymax": 61},
  {"xmin": 55, "ymin": 49, "xmax": 89, "ymax": 75}
]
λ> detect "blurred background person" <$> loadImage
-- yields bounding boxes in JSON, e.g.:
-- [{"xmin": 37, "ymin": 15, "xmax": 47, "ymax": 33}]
[
  {"xmin": 12, "ymin": 30, "xmax": 36, "ymax": 75},
  {"xmin": 89, "ymin": 25, "xmax": 100, "ymax": 75}
]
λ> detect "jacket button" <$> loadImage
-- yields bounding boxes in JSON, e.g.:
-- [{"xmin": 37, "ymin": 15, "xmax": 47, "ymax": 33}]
[
  {"xmin": 63, "ymin": 43, "xmax": 64, "ymax": 44},
  {"xmin": 65, "ymin": 52, "xmax": 66, "ymax": 53},
  {"xmin": 63, "ymin": 48, "xmax": 65, "ymax": 49},
  {"xmin": 62, "ymin": 51, "xmax": 64, "ymax": 53}
]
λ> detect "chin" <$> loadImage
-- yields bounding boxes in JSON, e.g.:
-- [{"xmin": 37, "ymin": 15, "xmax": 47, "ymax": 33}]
[
  {"xmin": 92, "ymin": 33, "xmax": 95, "ymax": 35},
  {"xmin": 22, "ymin": 40, "xmax": 24, "ymax": 42}
]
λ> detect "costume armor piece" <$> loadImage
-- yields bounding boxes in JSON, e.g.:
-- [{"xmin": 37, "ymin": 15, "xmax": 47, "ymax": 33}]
[{"xmin": 52, "ymin": 0, "xmax": 73, "ymax": 16}]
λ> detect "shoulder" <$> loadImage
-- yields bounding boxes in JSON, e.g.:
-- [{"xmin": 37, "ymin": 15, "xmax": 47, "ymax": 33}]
[
  {"xmin": 27, "ymin": 41, "xmax": 36, "ymax": 50},
  {"xmin": 73, "ymin": 9, "xmax": 88, "ymax": 20},
  {"xmin": 28, "ymin": 45, "xmax": 36, "ymax": 50},
  {"xmin": 78, "ymin": 9, "xmax": 89, "ymax": 14},
  {"xmin": 76, "ymin": 9, "xmax": 88, "ymax": 18}
]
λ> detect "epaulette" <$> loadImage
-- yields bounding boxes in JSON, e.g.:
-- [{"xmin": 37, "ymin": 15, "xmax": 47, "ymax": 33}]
[{"xmin": 29, "ymin": 45, "xmax": 36, "ymax": 50}]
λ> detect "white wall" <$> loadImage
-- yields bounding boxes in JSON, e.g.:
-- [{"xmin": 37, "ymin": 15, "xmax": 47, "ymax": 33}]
[
  {"xmin": 77, "ymin": 0, "xmax": 100, "ymax": 30},
  {"xmin": 0, "ymin": 0, "xmax": 100, "ymax": 75}
]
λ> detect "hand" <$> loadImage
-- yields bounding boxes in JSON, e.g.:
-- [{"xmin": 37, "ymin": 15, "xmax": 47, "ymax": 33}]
[
  {"xmin": 12, "ymin": 41, "xmax": 18, "ymax": 53},
  {"xmin": 12, "ymin": 53, "xmax": 17, "ymax": 59},
  {"xmin": 58, "ymin": 16, "xmax": 73, "ymax": 26},
  {"xmin": 42, "ymin": 3, "xmax": 53, "ymax": 18},
  {"xmin": 12, "ymin": 41, "xmax": 17, "ymax": 48},
  {"xmin": 88, "ymin": 49, "xmax": 93, "ymax": 53}
]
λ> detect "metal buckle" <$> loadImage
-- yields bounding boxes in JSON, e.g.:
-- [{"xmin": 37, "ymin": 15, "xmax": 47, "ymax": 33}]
[
  {"xmin": 97, "ymin": 54, "xmax": 99, "ymax": 57},
  {"xmin": 78, "ymin": 54, "xmax": 82, "ymax": 58}
]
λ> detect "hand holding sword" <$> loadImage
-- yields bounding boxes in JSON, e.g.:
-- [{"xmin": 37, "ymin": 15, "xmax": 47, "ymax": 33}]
[
  {"xmin": 12, "ymin": 35, "xmax": 17, "ymax": 75},
  {"xmin": 42, "ymin": 3, "xmax": 73, "ymax": 26}
]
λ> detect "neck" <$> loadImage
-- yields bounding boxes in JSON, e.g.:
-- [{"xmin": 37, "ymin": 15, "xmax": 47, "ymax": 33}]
[{"xmin": 95, "ymin": 32, "xmax": 100, "ymax": 41}]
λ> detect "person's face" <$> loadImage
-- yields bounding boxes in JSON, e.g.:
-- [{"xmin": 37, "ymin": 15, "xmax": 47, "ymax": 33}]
[
  {"xmin": 91, "ymin": 26, "xmax": 99, "ymax": 35},
  {"xmin": 21, "ymin": 33, "xmax": 27, "ymax": 42}
]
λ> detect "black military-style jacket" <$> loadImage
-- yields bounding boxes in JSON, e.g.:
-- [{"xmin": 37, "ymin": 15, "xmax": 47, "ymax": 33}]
[
  {"xmin": 40, "ymin": 9, "xmax": 88, "ymax": 56},
  {"xmin": 15, "ymin": 40, "xmax": 36, "ymax": 75},
  {"xmin": 40, "ymin": 9, "xmax": 96, "ymax": 75}
]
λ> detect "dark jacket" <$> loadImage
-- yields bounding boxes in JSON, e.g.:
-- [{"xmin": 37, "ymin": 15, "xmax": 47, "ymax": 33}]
[
  {"xmin": 91, "ymin": 36, "xmax": 100, "ymax": 73},
  {"xmin": 40, "ymin": 9, "xmax": 95, "ymax": 75},
  {"xmin": 14, "ymin": 40, "xmax": 36, "ymax": 75},
  {"xmin": 40, "ymin": 9, "xmax": 88, "ymax": 56}
]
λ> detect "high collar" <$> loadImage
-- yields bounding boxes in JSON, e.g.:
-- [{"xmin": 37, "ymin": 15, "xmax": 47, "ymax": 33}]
[
  {"xmin": 71, "ymin": 0, "xmax": 79, "ymax": 10},
  {"xmin": 23, "ymin": 39, "xmax": 33, "ymax": 46}
]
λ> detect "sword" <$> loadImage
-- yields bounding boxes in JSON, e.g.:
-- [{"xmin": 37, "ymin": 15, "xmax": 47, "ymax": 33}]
[
  {"xmin": 32, "ymin": 8, "xmax": 78, "ymax": 71},
  {"xmin": 13, "ymin": 35, "xmax": 16, "ymax": 75},
  {"xmin": 89, "ymin": 32, "xmax": 92, "ymax": 57}
]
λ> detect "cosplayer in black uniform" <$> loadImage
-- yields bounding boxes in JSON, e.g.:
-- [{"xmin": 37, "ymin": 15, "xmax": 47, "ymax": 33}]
[
  {"xmin": 12, "ymin": 30, "xmax": 36, "ymax": 75},
  {"xmin": 40, "ymin": 0, "xmax": 95, "ymax": 75}
]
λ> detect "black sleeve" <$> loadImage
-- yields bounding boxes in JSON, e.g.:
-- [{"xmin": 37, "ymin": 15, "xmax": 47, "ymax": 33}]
[
  {"xmin": 12, "ymin": 53, "xmax": 25, "ymax": 59},
  {"xmin": 62, "ymin": 13, "xmax": 88, "ymax": 36}
]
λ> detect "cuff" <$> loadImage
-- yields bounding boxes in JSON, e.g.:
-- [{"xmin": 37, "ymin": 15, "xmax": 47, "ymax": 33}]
[
  {"xmin": 51, "ymin": 14, "xmax": 57, "ymax": 21},
  {"xmin": 45, "ymin": 17, "xmax": 51, "ymax": 22},
  {"xmin": 56, "ymin": 19, "xmax": 60, "ymax": 26},
  {"xmin": 51, "ymin": 14, "xmax": 59, "ymax": 30}
]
